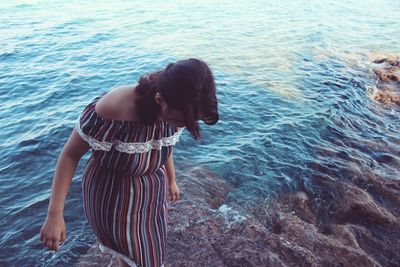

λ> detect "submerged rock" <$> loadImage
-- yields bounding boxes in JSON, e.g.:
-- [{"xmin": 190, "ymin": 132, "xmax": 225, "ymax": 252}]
[
  {"xmin": 372, "ymin": 89, "xmax": 400, "ymax": 105},
  {"xmin": 370, "ymin": 56, "xmax": 400, "ymax": 105}
]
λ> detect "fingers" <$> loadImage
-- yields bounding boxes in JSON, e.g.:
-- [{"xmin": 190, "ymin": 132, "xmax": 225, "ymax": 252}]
[
  {"xmin": 170, "ymin": 191, "xmax": 180, "ymax": 203},
  {"xmin": 39, "ymin": 230, "xmax": 44, "ymax": 242},
  {"xmin": 169, "ymin": 183, "xmax": 180, "ymax": 204},
  {"xmin": 45, "ymin": 239, "xmax": 59, "ymax": 251},
  {"xmin": 41, "ymin": 233, "xmax": 64, "ymax": 251},
  {"xmin": 60, "ymin": 232, "xmax": 66, "ymax": 245}
]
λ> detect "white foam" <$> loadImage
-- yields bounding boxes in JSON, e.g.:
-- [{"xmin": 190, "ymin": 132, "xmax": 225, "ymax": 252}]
[
  {"xmin": 217, "ymin": 204, "xmax": 247, "ymax": 228},
  {"xmin": 173, "ymin": 220, "xmax": 190, "ymax": 233}
]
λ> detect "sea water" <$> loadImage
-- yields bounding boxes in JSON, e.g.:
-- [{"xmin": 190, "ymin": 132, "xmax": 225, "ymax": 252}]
[{"xmin": 0, "ymin": 0, "xmax": 399, "ymax": 265}]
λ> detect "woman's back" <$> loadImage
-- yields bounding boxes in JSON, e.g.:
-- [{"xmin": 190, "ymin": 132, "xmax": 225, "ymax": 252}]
[{"xmin": 94, "ymin": 85, "xmax": 139, "ymax": 123}]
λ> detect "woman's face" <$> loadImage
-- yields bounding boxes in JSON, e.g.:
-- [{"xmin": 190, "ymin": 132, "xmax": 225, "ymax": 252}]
[{"xmin": 156, "ymin": 93, "xmax": 186, "ymax": 127}]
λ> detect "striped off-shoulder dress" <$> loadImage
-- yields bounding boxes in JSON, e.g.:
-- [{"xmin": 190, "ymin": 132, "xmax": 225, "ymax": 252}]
[{"xmin": 74, "ymin": 91, "xmax": 184, "ymax": 267}]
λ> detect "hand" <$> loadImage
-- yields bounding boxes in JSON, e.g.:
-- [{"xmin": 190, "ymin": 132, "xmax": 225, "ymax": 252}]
[
  {"xmin": 169, "ymin": 181, "xmax": 180, "ymax": 204},
  {"xmin": 39, "ymin": 214, "xmax": 66, "ymax": 251}
]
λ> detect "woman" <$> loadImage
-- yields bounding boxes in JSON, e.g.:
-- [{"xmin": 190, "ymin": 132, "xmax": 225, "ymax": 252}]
[{"xmin": 39, "ymin": 58, "xmax": 219, "ymax": 267}]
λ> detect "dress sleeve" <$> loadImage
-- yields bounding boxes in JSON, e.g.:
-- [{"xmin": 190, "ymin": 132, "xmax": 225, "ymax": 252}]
[{"xmin": 74, "ymin": 96, "xmax": 120, "ymax": 151}]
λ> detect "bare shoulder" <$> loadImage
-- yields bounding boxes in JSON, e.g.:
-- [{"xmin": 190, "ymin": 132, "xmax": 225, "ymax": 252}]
[{"xmin": 95, "ymin": 84, "xmax": 138, "ymax": 121}]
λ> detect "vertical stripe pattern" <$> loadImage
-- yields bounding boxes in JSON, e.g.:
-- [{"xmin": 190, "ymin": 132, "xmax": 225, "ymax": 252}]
[{"xmin": 77, "ymin": 93, "xmax": 179, "ymax": 267}]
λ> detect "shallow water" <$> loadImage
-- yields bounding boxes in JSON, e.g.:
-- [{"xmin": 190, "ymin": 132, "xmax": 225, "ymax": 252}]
[{"xmin": 1, "ymin": 0, "xmax": 399, "ymax": 266}]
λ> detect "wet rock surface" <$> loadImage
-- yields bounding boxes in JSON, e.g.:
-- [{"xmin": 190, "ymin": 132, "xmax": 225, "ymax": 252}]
[
  {"xmin": 370, "ymin": 56, "xmax": 400, "ymax": 105},
  {"xmin": 167, "ymin": 169, "xmax": 400, "ymax": 266}
]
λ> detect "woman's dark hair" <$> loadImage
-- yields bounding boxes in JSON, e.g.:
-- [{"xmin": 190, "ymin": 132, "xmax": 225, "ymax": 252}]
[{"xmin": 135, "ymin": 58, "xmax": 219, "ymax": 140}]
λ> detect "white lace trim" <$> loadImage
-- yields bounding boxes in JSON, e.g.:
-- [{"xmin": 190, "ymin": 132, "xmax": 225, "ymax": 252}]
[
  {"xmin": 75, "ymin": 118, "xmax": 184, "ymax": 154},
  {"xmin": 114, "ymin": 128, "xmax": 183, "ymax": 153}
]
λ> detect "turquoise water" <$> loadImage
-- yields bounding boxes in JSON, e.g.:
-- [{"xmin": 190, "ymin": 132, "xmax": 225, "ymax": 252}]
[{"xmin": 1, "ymin": 0, "xmax": 400, "ymax": 265}]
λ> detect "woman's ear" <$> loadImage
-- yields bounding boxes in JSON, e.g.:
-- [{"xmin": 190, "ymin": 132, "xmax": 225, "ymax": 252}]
[{"xmin": 155, "ymin": 92, "xmax": 164, "ymax": 105}]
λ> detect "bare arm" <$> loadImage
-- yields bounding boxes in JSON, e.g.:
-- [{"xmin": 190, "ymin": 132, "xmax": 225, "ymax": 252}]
[
  {"xmin": 40, "ymin": 127, "xmax": 90, "ymax": 251},
  {"xmin": 47, "ymin": 128, "xmax": 90, "ymax": 216},
  {"xmin": 165, "ymin": 148, "xmax": 176, "ymax": 185},
  {"xmin": 165, "ymin": 148, "xmax": 180, "ymax": 204}
]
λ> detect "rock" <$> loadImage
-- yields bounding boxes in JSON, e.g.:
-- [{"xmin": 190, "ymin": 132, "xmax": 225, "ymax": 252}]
[
  {"xmin": 373, "ymin": 89, "xmax": 400, "ymax": 105},
  {"xmin": 284, "ymin": 191, "xmax": 316, "ymax": 225},
  {"xmin": 331, "ymin": 182, "xmax": 398, "ymax": 226},
  {"xmin": 370, "ymin": 55, "xmax": 400, "ymax": 106}
]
